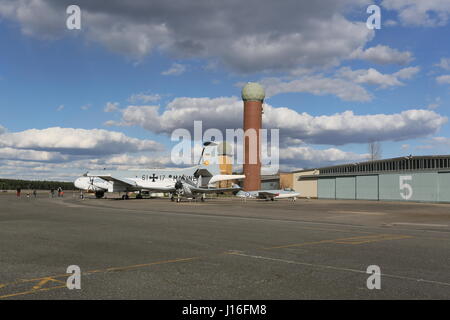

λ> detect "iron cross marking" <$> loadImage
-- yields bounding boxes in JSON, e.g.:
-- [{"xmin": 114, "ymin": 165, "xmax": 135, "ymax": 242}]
[{"xmin": 150, "ymin": 174, "xmax": 158, "ymax": 182}]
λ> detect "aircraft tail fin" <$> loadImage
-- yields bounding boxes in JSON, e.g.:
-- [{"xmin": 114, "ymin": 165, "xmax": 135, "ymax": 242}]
[{"xmin": 197, "ymin": 141, "xmax": 220, "ymax": 175}]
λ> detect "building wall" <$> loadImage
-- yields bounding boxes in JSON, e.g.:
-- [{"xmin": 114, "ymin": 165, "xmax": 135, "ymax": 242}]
[
  {"xmin": 356, "ymin": 175, "xmax": 378, "ymax": 200},
  {"xmin": 317, "ymin": 170, "xmax": 450, "ymax": 202},
  {"xmin": 218, "ymin": 155, "xmax": 233, "ymax": 188},
  {"xmin": 336, "ymin": 177, "xmax": 356, "ymax": 199},
  {"xmin": 293, "ymin": 170, "xmax": 319, "ymax": 198},
  {"xmin": 261, "ymin": 179, "xmax": 280, "ymax": 190},
  {"xmin": 317, "ymin": 178, "xmax": 334, "ymax": 199},
  {"xmin": 279, "ymin": 173, "xmax": 294, "ymax": 189}
]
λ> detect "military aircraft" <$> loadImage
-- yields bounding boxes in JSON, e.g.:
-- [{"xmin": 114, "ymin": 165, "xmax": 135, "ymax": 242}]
[
  {"xmin": 74, "ymin": 142, "xmax": 244, "ymax": 202},
  {"xmin": 235, "ymin": 188, "xmax": 300, "ymax": 201}
]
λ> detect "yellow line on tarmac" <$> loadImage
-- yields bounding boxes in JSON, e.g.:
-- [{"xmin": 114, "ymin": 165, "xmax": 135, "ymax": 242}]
[
  {"xmin": 264, "ymin": 234, "xmax": 413, "ymax": 249},
  {"xmin": 0, "ymin": 285, "xmax": 67, "ymax": 299},
  {"xmin": 0, "ymin": 256, "xmax": 199, "ymax": 299}
]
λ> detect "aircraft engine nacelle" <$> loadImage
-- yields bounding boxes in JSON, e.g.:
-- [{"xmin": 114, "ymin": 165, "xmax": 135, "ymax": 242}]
[{"xmin": 182, "ymin": 184, "xmax": 193, "ymax": 197}]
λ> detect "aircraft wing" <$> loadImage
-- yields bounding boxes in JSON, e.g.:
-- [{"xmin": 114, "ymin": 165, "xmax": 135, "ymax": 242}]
[
  {"xmin": 188, "ymin": 185, "xmax": 241, "ymax": 194},
  {"xmin": 208, "ymin": 174, "xmax": 245, "ymax": 184},
  {"xmin": 257, "ymin": 191, "xmax": 280, "ymax": 198},
  {"xmin": 87, "ymin": 174, "xmax": 138, "ymax": 187}
]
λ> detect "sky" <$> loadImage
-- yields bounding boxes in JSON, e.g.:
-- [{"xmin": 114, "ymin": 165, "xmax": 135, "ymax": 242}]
[{"xmin": 1, "ymin": 0, "xmax": 450, "ymax": 181}]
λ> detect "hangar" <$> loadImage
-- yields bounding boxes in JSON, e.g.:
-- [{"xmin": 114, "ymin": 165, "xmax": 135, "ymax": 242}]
[{"xmin": 286, "ymin": 155, "xmax": 450, "ymax": 202}]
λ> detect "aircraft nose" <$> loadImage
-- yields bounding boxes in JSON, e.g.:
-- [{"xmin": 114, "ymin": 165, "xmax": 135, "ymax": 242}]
[{"xmin": 74, "ymin": 177, "xmax": 84, "ymax": 190}]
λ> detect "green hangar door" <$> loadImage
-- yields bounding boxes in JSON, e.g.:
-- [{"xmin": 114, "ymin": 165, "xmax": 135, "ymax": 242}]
[
  {"xmin": 356, "ymin": 175, "xmax": 379, "ymax": 200},
  {"xmin": 379, "ymin": 172, "xmax": 438, "ymax": 202},
  {"xmin": 438, "ymin": 172, "xmax": 450, "ymax": 202},
  {"xmin": 318, "ymin": 178, "xmax": 336, "ymax": 199},
  {"xmin": 336, "ymin": 177, "xmax": 356, "ymax": 200}
]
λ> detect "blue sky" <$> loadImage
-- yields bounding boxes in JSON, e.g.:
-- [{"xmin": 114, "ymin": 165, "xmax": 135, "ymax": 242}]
[{"xmin": 0, "ymin": 0, "xmax": 450, "ymax": 180}]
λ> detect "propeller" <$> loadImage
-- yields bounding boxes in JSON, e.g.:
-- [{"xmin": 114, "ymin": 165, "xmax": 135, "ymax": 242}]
[{"xmin": 174, "ymin": 178, "xmax": 183, "ymax": 191}]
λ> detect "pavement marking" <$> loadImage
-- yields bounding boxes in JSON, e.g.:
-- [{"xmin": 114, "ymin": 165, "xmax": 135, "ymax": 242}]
[
  {"xmin": 329, "ymin": 210, "xmax": 386, "ymax": 215},
  {"xmin": 264, "ymin": 234, "xmax": 413, "ymax": 249},
  {"xmin": 332, "ymin": 234, "xmax": 413, "ymax": 244},
  {"xmin": 227, "ymin": 252, "xmax": 450, "ymax": 288},
  {"xmin": 388, "ymin": 223, "xmax": 449, "ymax": 228},
  {"xmin": 0, "ymin": 285, "xmax": 68, "ymax": 299},
  {"xmin": 32, "ymin": 277, "xmax": 65, "ymax": 290},
  {"xmin": 0, "ymin": 256, "xmax": 199, "ymax": 299}
]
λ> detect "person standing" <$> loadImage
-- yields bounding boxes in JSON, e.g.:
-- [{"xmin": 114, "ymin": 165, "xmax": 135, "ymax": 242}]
[
  {"xmin": 16, "ymin": 188, "xmax": 21, "ymax": 197},
  {"xmin": 33, "ymin": 189, "xmax": 37, "ymax": 198}
]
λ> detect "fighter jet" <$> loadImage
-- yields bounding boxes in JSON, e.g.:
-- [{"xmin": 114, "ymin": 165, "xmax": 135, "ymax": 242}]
[
  {"xmin": 236, "ymin": 188, "xmax": 300, "ymax": 201},
  {"xmin": 74, "ymin": 142, "xmax": 244, "ymax": 201}
]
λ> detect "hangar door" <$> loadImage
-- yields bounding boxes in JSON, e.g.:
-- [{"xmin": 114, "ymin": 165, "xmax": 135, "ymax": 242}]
[
  {"xmin": 379, "ymin": 172, "xmax": 438, "ymax": 202},
  {"xmin": 356, "ymin": 175, "xmax": 379, "ymax": 200},
  {"xmin": 336, "ymin": 177, "xmax": 356, "ymax": 200},
  {"xmin": 438, "ymin": 172, "xmax": 450, "ymax": 202},
  {"xmin": 318, "ymin": 178, "xmax": 335, "ymax": 199}
]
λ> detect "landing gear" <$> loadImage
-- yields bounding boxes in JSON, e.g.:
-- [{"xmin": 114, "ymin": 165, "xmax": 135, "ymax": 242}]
[
  {"xmin": 200, "ymin": 193, "xmax": 205, "ymax": 202},
  {"xmin": 121, "ymin": 194, "xmax": 129, "ymax": 200},
  {"xmin": 95, "ymin": 191, "xmax": 105, "ymax": 199},
  {"xmin": 170, "ymin": 193, "xmax": 175, "ymax": 202},
  {"xmin": 136, "ymin": 192, "xmax": 143, "ymax": 199}
]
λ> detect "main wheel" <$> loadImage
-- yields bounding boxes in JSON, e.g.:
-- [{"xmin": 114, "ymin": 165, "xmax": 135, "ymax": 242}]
[{"xmin": 95, "ymin": 191, "xmax": 105, "ymax": 199}]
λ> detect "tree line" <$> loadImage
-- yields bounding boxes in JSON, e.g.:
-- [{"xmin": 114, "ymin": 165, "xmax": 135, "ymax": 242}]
[{"xmin": 0, "ymin": 179, "xmax": 75, "ymax": 191}]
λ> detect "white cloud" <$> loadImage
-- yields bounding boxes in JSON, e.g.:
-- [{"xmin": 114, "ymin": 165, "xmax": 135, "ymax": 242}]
[
  {"xmin": 436, "ymin": 75, "xmax": 450, "ymax": 84},
  {"xmin": 161, "ymin": 63, "xmax": 186, "ymax": 76},
  {"xmin": 426, "ymin": 97, "xmax": 441, "ymax": 110},
  {"xmin": 113, "ymin": 96, "xmax": 447, "ymax": 145},
  {"xmin": 260, "ymin": 75, "xmax": 372, "ymax": 102},
  {"xmin": 102, "ymin": 154, "xmax": 172, "ymax": 168},
  {"xmin": 435, "ymin": 58, "xmax": 450, "ymax": 71},
  {"xmin": 81, "ymin": 104, "xmax": 91, "ymax": 111},
  {"xmin": 279, "ymin": 145, "xmax": 368, "ymax": 168},
  {"xmin": 0, "ymin": 0, "xmax": 374, "ymax": 73},
  {"xmin": 0, "ymin": 147, "xmax": 68, "ymax": 162},
  {"xmin": 430, "ymin": 136, "xmax": 450, "ymax": 146},
  {"xmin": 128, "ymin": 93, "xmax": 162, "ymax": 103},
  {"xmin": 0, "ymin": 127, "xmax": 164, "ymax": 156},
  {"xmin": 0, "ymin": 125, "xmax": 6, "ymax": 134},
  {"xmin": 337, "ymin": 66, "xmax": 420, "ymax": 89},
  {"xmin": 104, "ymin": 102, "xmax": 120, "ymax": 112},
  {"xmin": 259, "ymin": 66, "xmax": 419, "ymax": 101},
  {"xmin": 56, "ymin": 104, "xmax": 64, "ymax": 111},
  {"xmin": 264, "ymin": 107, "xmax": 446, "ymax": 145},
  {"xmin": 350, "ymin": 45, "xmax": 413, "ymax": 65},
  {"xmin": 382, "ymin": 0, "xmax": 450, "ymax": 26},
  {"xmin": 415, "ymin": 136, "xmax": 450, "ymax": 152},
  {"xmin": 394, "ymin": 66, "xmax": 421, "ymax": 79},
  {"xmin": 341, "ymin": 68, "xmax": 401, "ymax": 88}
]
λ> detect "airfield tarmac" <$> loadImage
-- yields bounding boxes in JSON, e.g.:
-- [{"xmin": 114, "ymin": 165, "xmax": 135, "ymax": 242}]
[{"xmin": 0, "ymin": 191, "xmax": 449, "ymax": 299}]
